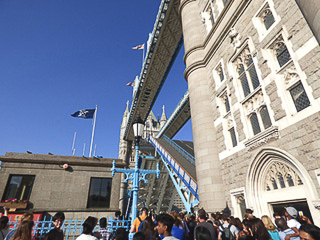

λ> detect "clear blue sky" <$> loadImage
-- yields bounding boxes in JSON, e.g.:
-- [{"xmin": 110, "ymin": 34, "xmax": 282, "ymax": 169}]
[{"xmin": 0, "ymin": 0, "xmax": 192, "ymax": 158}]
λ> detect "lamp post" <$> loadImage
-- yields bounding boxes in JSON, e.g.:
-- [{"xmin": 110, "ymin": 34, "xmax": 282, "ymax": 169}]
[{"xmin": 111, "ymin": 116, "xmax": 160, "ymax": 232}]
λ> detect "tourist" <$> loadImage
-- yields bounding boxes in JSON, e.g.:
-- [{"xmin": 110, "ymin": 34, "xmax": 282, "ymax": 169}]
[
  {"xmin": 229, "ymin": 218, "xmax": 241, "ymax": 239},
  {"xmin": 195, "ymin": 209, "xmax": 217, "ymax": 240},
  {"xmin": 141, "ymin": 217, "xmax": 155, "ymax": 240},
  {"xmin": 237, "ymin": 219, "xmax": 250, "ymax": 240},
  {"xmin": 274, "ymin": 218, "xmax": 299, "ymax": 240},
  {"xmin": 195, "ymin": 226, "xmax": 211, "ymax": 240},
  {"xmin": 156, "ymin": 214, "xmax": 177, "ymax": 240},
  {"xmin": 45, "ymin": 211, "xmax": 65, "ymax": 240},
  {"xmin": 170, "ymin": 212, "xmax": 185, "ymax": 240},
  {"xmin": 284, "ymin": 207, "xmax": 300, "ymax": 239},
  {"xmin": 99, "ymin": 217, "xmax": 113, "ymax": 240},
  {"xmin": 261, "ymin": 215, "xmax": 280, "ymax": 240},
  {"xmin": 76, "ymin": 216, "xmax": 99, "ymax": 240},
  {"xmin": 5, "ymin": 212, "xmax": 33, "ymax": 240},
  {"xmin": 114, "ymin": 228, "xmax": 128, "ymax": 240},
  {"xmin": 299, "ymin": 224, "xmax": 320, "ymax": 240},
  {"xmin": 10, "ymin": 220, "xmax": 34, "ymax": 240},
  {"xmin": 131, "ymin": 208, "xmax": 148, "ymax": 233},
  {"xmin": 247, "ymin": 218, "xmax": 271, "ymax": 240},
  {"xmin": 0, "ymin": 216, "xmax": 9, "ymax": 240},
  {"xmin": 219, "ymin": 214, "xmax": 231, "ymax": 240}
]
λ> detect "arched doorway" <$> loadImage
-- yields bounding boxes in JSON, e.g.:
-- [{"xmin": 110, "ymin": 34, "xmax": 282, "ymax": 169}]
[{"xmin": 246, "ymin": 147, "xmax": 320, "ymax": 225}]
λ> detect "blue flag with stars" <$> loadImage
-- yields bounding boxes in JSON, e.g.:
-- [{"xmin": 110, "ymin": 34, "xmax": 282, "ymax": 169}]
[{"xmin": 71, "ymin": 109, "xmax": 95, "ymax": 119}]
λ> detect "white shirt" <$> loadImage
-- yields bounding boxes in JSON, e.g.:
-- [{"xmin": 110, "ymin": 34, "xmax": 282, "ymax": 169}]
[
  {"xmin": 163, "ymin": 236, "xmax": 179, "ymax": 240},
  {"xmin": 76, "ymin": 234, "xmax": 99, "ymax": 240},
  {"xmin": 287, "ymin": 219, "xmax": 301, "ymax": 230}
]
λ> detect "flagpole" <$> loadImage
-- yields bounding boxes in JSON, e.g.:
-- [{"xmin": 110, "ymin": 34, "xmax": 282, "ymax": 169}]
[
  {"xmin": 72, "ymin": 131, "xmax": 76, "ymax": 156},
  {"xmin": 83, "ymin": 143, "xmax": 86, "ymax": 156},
  {"xmin": 142, "ymin": 43, "xmax": 145, "ymax": 67},
  {"xmin": 89, "ymin": 105, "xmax": 97, "ymax": 158}
]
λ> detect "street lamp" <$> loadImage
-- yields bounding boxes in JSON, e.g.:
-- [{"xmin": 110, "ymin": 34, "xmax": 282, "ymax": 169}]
[
  {"xmin": 133, "ymin": 116, "xmax": 144, "ymax": 146},
  {"xmin": 111, "ymin": 115, "xmax": 160, "ymax": 237}
]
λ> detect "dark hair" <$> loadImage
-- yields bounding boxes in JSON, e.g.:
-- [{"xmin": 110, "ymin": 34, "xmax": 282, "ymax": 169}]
[
  {"xmin": 275, "ymin": 218, "xmax": 287, "ymax": 231},
  {"xmin": 245, "ymin": 209, "xmax": 253, "ymax": 214},
  {"xmin": 195, "ymin": 226, "xmax": 211, "ymax": 240},
  {"xmin": 247, "ymin": 218, "xmax": 270, "ymax": 240},
  {"xmin": 230, "ymin": 218, "xmax": 243, "ymax": 230},
  {"xmin": 198, "ymin": 209, "xmax": 207, "ymax": 220},
  {"xmin": 221, "ymin": 214, "xmax": 228, "ymax": 222},
  {"xmin": 300, "ymin": 224, "xmax": 320, "ymax": 239},
  {"xmin": 141, "ymin": 208, "xmax": 148, "ymax": 215},
  {"xmin": 142, "ymin": 217, "xmax": 155, "ymax": 240},
  {"xmin": 133, "ymin": 232, "xmax": 145, "ymax": 240},
  {"xmin": 0, "ymin": 216, "xmax": 9, "ymax": 230},
  {"xmin": 210, "ymin": 213, "xmax": 216, "ymax": 219},
  {"xmin": 82, "ymin": 216, "xmax": 97, "ymax": 234},
  {"xmin": 53, "ymin": 212, "xmax": 65, "ymax": 222},
  {"xmin": 115, "ymin": 228, "xmax": 128, "ymax": 240},
  {"xmin": 100, "ymin": 217, "xmax": 107, "ymax": 228},
  {"xmin": 157, "ymin": 214, "xmax": 174, "ymax": 233}
]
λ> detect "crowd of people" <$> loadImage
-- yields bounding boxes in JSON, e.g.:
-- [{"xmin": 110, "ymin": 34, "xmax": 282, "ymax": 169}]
[{"xmin": 1, "ymin": 206, "xmax": 320, "ymax": 240}]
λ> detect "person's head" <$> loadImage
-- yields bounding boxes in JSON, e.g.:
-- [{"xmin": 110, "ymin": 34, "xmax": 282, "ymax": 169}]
[
  {"xmin": 0, "ymin": 216, "xmax": 9, "ymax": 230},
  {"xmin": 142, "ymin": 217, "xmax": 154, "ymax": 235},
  {"xmin": 82, "ymin": 216, "xmax": 98, "ymax": 234},
  {"xmin": 210, "ymin": 213, "xmax": 216, "ymax": 220},
  {"xmin": 299, "ymin": 224, "xmax": 320, "ymax": 240},
  {"xmin": 198, "ymin": 209, "xmax": 207, "ymax": 221},
  {"xmin": 221, "ymin": 214, "xmax": 229, "ymax": 223},
  {"xmin": 99, "ymin": 217, "xmax": 107, "ymax": 229},
  {"xmin": 242, "ymin": 219, "xmax": 249, "ymax": 231},
  {"xmin": 21, "ymin": 212, "xmax": 33, "ymax": 222},
  {"xmin": 230, "ymin": 217, "xmax": 243, "ymax": 230},
  {"xmin": 285, "ymin": 207, "xmax": 298, "ymax": 219},
  {"xmin": 12, "ymin": 220, "xmax": 34, "ymax": 240},
  {"xmin": 247, "ymin": 218, "xmax": 270, "ymax": 240},
  {"xmin": 156, "ymin": 214, "xmax": 174, "ymax": 236},
  {"xmin": 115, "ymin": 228, "xmax": 128, "ymax": 240},
  {"xmin": 195, "ymin": 226, "xmax": 211, "ymax": 240},
  {"xmin": 169, "ymin": 212, "xmax": 182, "ymax": 227},
  {"xmin": 261, "ymin": 215, "xmax": 276, "ymax": 231},
  {"xmin": 53, "ymin": 212, "xmax": 65, "ymax": 229},
  {"xmin": 275, "ymin": 218, "xmax": 288, "ymax": 231},
  {"xmin": 245, "ymin": 209, "xmax": 253, "ymax": 214},
  {"xmin": 141, "ymin": 208, "xmax": 148, "ymax": 216},
  {"xmin": 133, "ymin": 232, "xmax": 145, "ymax": 240}
]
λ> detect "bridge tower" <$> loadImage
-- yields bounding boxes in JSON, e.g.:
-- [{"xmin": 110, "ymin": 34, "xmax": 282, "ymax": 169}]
[
  {"xmin": 179, "ymin": 0, "xmax": 226, "ymax": 211},
  {"xmin": 118, "ymin": 101, "xmax": 133, "ymax": 213}
]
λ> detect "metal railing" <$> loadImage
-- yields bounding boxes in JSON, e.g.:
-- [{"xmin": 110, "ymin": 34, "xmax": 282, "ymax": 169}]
[
  {"xmin": 162, "ymin": 135, "xmax": 195, "ymax": 166},
  {"xmin": 8, "ymin": 215, "xmax": 130, "ymax": 240}
]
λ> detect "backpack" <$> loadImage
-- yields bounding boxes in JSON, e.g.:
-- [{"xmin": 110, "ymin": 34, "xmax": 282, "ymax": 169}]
[
  {"xmin": 220, "ymin": 225, "xmax": 234, "ymax": 240},
  {"xmin": 237, "ymin": 230, "xmax": 249, "ymax": 240},
  {"xmin": 137, "ymin": 216, "xmax": 145, "ymax": 232}
]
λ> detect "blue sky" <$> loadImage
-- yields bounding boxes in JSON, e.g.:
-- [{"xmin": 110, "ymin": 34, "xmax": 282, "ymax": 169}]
[{"xmin": 0, "ymin": 0, "xmax": 192, "ymax": 158}]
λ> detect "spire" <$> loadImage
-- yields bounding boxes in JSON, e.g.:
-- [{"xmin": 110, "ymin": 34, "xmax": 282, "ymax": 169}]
[
  {"xmin": 160, "ymin": 105, "xmax": 167, "ymax": 128},
  {"xmin": 121, "ymin": 101, "xmax": 130, "ymax": 128}
]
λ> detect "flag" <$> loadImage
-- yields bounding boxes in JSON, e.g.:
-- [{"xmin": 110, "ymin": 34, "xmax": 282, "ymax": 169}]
[
  {"xmin": 71, "ymin": 109, "xmax": 95, "ymax": 119},
  {"xmin": 126, "ymin": 82, "xmax": 134, "ymax": 86},
  {"xmin": 132, "ymin": 43, "xmax": 144, "ymax": 50}
]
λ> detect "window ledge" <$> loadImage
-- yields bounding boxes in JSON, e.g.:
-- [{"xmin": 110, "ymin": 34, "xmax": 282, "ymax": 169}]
[
  {"xmin": 240, "ymin": 86, "xmax": 262, "ymax": 105},
  {"xmin": 244, "ymin": 126, "xmax": 279, "ymax": 150},
  {"xmin": 276, "ymin": 60, "xmax": 294, "ymax": 74}
]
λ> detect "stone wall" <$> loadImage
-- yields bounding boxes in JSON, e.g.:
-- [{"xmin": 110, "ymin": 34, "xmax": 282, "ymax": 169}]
[{"xmin": 0, "ymin": 153, "xmax": 124, "ymax": 215}]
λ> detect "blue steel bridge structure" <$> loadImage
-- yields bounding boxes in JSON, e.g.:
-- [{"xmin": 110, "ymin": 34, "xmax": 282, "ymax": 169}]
[{"xmin": 122, "ymin": 0, "xmax": 198, "ymax": 214}]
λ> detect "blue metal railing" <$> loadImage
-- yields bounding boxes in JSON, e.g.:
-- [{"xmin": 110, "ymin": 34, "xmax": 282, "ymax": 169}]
[
  {"xmin": 162, "ymin": 135, "xmax": 195, "ymax": 166},
  {"xmin": 8, "ymin": 215, "xmax": 130, "ymax": 240}
]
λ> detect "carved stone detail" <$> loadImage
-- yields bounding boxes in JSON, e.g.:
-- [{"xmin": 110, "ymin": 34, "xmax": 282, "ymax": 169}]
[
  {"xmin": 243, "ymin": 90, "xmax": 264, "ymax": 115},
  {"xmin": 244, "ymin": 126, "xmax": 279, "ymax": 150},
  {"xmin": 283, "ymin": 67, "xmax": 299, "ymax": 86},
  {"xmin": 229, "ymin": 27, "xmax": 241, "ymax": 49}
]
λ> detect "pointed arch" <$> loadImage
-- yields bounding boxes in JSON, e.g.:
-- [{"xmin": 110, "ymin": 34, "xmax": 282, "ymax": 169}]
[{"xmin": 246, "ymin": 147, "xmax": 319, "ymax": 217}]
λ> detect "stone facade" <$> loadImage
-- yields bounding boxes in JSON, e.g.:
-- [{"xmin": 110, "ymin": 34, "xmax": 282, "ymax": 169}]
[
  {"xmin": 0, "ymin": 152, "xmax": 124, "ymax": 218},
  {"xmin": 180, "ymin": 0, "xmax": 320, "ymax": 224}
]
